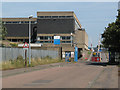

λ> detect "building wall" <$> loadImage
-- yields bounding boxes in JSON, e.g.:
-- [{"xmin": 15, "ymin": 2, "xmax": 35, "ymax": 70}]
[
  {"xmin": 4, "ymin": 24, "xmax": 36, "ymax": 37},
  {"xmin": 37, "ymin": 18, "xmax": 75, "ymax": 34},
  {"xmin": 74, "ymin": 30, "xmax": 88, "ymax": 50}
]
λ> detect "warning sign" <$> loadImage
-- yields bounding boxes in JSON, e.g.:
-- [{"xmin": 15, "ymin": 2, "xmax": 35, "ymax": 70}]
[{"xmin": 23, "ymin": 42, "xmax": 29, "ymax": 49}]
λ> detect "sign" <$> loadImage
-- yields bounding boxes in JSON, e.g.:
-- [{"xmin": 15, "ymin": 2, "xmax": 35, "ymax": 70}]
[
  {"xmin": 74, "ymin": 46, "xmax": 78, "ymax": 62},
  {"xmin": 65, "ymin": 52, "xmax": 71, "ymax": 62},
  {"xmin": 23, "ymin": 42, "xmax": 29, "ymax": 50},
  {"xmin": 18, "ymin": 43, "xmax": 42, "ymax": 47},
  {"xmin": 62, "ymin": 52, "xmax": 65, "ymax": 58},
  {"xmin": 71, "ymin": 52, "xmax": 74, "ymax": 58},
  {"xmin": 54, "ymin": 36, "xmax": 60, "ymax": 45},
  {"xmin": 99, "ymin": 49, "xmax": 102, "ymax": 52}
]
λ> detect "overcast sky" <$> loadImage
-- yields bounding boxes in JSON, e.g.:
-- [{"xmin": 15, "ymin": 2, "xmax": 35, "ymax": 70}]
[{"xmin": 2, "ymin": 2, "xmax": 118, "ymax": 47}]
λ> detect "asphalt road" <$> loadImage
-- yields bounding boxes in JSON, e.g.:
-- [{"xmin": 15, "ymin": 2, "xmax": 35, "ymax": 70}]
[{"xmin": 2, "ymin": 53, "xmax": 119, "ymax": 88}]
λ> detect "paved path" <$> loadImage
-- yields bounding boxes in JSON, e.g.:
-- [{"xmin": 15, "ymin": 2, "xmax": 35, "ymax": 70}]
[{"xmin": 2, "ymin": 60, "xmax": 118, "ymax": 88}]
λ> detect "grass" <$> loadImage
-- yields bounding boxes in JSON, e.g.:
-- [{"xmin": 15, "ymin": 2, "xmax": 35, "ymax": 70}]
[{"xmin": 0, "ymin": 56, "xmax": 63, "ymax": 70}]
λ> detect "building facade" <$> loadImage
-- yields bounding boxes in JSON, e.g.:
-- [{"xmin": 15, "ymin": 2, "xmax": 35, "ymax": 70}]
[{"xmin": 2, "ymin": 11, "xmax": 88, "ymax": 59}]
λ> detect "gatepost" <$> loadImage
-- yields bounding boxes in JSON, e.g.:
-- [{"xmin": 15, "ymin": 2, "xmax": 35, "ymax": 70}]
[{"xmin": 74, "ymin": 46, "xmax": 78, "ymax": 62}]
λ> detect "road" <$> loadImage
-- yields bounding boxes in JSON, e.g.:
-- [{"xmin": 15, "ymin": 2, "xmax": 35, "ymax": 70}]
[{"xmin": 2, "ymin": 53, "xmax": 118, "ymax": 88}]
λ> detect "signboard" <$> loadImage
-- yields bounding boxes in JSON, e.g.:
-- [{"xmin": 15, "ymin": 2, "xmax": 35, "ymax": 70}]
[
  {"xmin": 62, "ymin": 52, "xmax": 65, "ymax": 58},
  {"xmin": 99, "ymin": 49, "xmax": 102, "ymax": 52},
  {"xmin": 18, "ymin": 43, "xmax": 42, "ymax": 47},
  {"xmin": 71, "ymin": 52, "xmax": 74, "ymax": 58},
  {"xmin": 23, "ymin": 42, "xmax": 29, "ymax": 50},
  {"xmin": 54, "ymin": 36, "xmax": 60, "ymax": 45}
]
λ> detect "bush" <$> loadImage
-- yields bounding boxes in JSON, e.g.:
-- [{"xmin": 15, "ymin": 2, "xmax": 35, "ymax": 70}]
[{"xmin": 10, "ymin": 43, "xmax": 18, "ymax": 47}]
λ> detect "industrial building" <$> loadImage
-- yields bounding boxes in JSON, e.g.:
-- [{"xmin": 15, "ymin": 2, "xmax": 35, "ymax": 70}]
[{"xmin": 2, "ymin": 11, "xmax": 88, "ymax": 59}]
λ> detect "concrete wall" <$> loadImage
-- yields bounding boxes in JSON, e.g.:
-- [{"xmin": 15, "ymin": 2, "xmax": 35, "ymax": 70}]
[{"xmin": 74, "ymin": 30, "xmax": 88, "ymax": 50}]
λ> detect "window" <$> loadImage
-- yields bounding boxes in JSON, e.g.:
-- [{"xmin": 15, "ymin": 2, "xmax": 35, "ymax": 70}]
[
  {"xmin": 38, "ymin": 16, "xmax": 44, "ymax": 18},
  {"xmin": 52, "ymin": 16, "xmax": 58, "ymax": 18},
  {"xmin": 62, "ymin": 41, "xmax": 66, "ymax": 43},
  {"xmin": 40, "ymin": 41, "xmax": 44, "ymax": 43},
  {"xmin": 59, "ymin": 16, "xmax": 66, "ymax": 18},
  {"xmin": 40, "ymin": 36, "xmax": 43, "ymax": 40},
  {"xmin": 66, "ymin": 41, "xmax": 71, "ymax": 43},
  {"xmin": 44, "ymin": 36, "xmax": 48, "ymax": 40},
  {"xmin": 61, "ymin": 36, "xmax": 71, "ymax": 40},
  {"xmin": 6, "ymin": 22, "xmax": 11, "ymax": 24},
  {"xmin": 66, "ymin": 36, "xmax": 71, "ymax": 40},
  {"xmin": 62, "ymin": 36, "xmax": 65, "ymax": 40},
  {"xmin": 66, "ymin": 16, "xmax": 73, "ymax": 18},
  {"xmin": 45, "ymin": 16, "xmax": 51, "ymax": 18},
  {"xmin": 25, "ymin": 21, "xmax": 29, "ymax": 23},
  {"xmin": 44, "ymin": 41, "xmax": 51, "ymax": 43},
  {"xmin": 62, "ymin": 41, "xmax": 71, "ymax": 43}
]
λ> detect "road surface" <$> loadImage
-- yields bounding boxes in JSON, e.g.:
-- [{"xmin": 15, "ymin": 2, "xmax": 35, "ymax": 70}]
[{"xmin": 2, "ymin": 53, "xmax": 118, "ymax": 88}]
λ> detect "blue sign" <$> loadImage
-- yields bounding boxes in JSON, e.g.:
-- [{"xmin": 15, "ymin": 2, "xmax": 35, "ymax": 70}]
[
  {"xmin": 99, "ymin": 49, "xmax": 102, "ymax": 52},
  {"xmin": 54, "ymin": 36, "xmax": 60, "ymax": 45},
  {"xmin": 74, "ymin": 46, "xmax": 78, "ymax": 62},
  {"xmin": 54, "ymin": 39, "xmax": 60, "ymax": 45},
  {"xmin": 65, "ymin": 52, "xmax": 71, "ymax": 62}
]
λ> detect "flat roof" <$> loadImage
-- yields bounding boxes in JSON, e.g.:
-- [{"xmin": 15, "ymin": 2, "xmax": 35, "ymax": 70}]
[
  {"xmin": 37, "ymin": 11, "xmax": 74, "ymax": 16},
  {"xmin": 2, "ymin": 18, "xmax": 37, "ymax": 21}
]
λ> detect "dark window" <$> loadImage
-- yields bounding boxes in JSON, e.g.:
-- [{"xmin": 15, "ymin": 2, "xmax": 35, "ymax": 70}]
[
  {"xmin": 66, "ymin": 16, "xmax": 73, "ymax": 18},
  {"xmin": 45, "ymin": 16, "xmax": 51, "ymax": 18},
  {"xmin": 62, "ymin": 36, "xmax": 65, "ymax": 40},
  {"xmin": 6, "ymin": 22, "xmax": 11, "ymax": 24},
  {"xmin": 44, "ymin": 36, "xmax": 48, "ymax": 40},
  {"xmin": 66, "ymin": 41, "xmax": 71, "ymax": 43},
  {"xmin": 40, "ymin": 41, "xmax": 44, "ymax": 43},
  {"xmin": 25, "ymin": 21, "xmax": 29, "ymax": 23},
  {"xmin": 52, "ymin": 16, "xmax": 58, "ymax": 18},
  {"xmin": 38, "ymin": 16, "xmax": 44, "ymax": 18},
  {"xmin": 40, "ymin": 36, "xmax": 43, "ymax": 39},
  {"xmin": 21, "ymin": 21, "xmax": 24, "ymax": 23},
  {"xmin": 31, "ymin": 21, "xmax": 35, "ymax": 23},
  {"xmin": 59, "ymin": 16, "xmax": 66, "ymax": 18},
  {"xmin": 44, "ymin": 41, "xmax": 51, "ymax": 43},
  {"xmin": 62, "ymin": 41, "xmax": 66, "ymax": 43},
  {"xmin": 13, "ymin": 22, "xmax": 19, "ymax": 23},
  {"xmin": 66, "ymin": 36, "xmax": 71, "ymax": 40}
]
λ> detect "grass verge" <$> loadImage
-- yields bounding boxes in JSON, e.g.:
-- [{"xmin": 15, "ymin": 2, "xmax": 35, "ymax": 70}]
[{"xmin": 0, "ymin": 56, "xmax": 63, "ymax": 70}]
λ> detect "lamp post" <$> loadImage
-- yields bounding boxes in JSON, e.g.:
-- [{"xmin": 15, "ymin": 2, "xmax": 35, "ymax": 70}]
[
  {"xmin": 29, "ymin": 15, "xmax": 33, "ymax": 65},
  {"xmin": 71, "ymin": 33, "xmax": 73, "ymax": 47}
]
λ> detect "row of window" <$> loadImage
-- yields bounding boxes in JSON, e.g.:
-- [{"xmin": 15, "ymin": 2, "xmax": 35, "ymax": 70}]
[
  {"xmin": 2, "ymin": 21, "xmax": 37, "ymax": 24},
  {"xmin": 37, "ymin": 16, "xmax": 73, "ymax": 19},
  {"xmin": 36, "ymin": 41, "xmax": 72, "ymax": 43},
  {"xmin": 37, "ymin": 36, "xmax": 72, "ymax": 40}
]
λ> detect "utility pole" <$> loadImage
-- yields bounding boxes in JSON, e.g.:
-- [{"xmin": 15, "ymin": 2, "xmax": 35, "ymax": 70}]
[
  {"xmin": 98, "ymin": 34, "xmax": 101, "ymax": 61},
  {"xmin": 28, "ymin": 15, "xmax": 33, "ymax": 65}
]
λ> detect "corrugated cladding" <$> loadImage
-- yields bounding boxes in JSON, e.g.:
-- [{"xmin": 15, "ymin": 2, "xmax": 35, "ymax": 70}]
[
  {"xmin": 5, "ymin": 24, "xmax": 37, "ymax": 37},
  {"xmin": 37, "ymin": 18, "xmax": 75, "ymax": 34}
]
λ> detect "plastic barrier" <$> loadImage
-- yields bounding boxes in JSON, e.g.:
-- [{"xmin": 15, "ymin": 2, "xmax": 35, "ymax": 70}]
[{"xmin": 92, "ymin": 57, "xmax": 100, "ymax": 62}]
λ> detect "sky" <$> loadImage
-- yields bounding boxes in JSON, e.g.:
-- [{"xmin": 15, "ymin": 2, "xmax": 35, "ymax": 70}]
[{"xmin": 2, "ymin": 2, "xmax": 118, "ymax": 47}]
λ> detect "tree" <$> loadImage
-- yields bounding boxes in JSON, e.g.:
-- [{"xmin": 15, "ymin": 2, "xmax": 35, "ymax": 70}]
[
  {"xmin": 102, "ymin": 10, "xmax": 120, "ymax": 52},
  {"xmin": 102, "ymin": 10, "xmax": 120, "ymax": 63},
  {"xmin": 0, "ymin": 21, "xmax": 7, "ymax": 40}
]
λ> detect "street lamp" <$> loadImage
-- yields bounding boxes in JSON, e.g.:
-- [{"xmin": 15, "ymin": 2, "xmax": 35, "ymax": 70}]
[
  {"xmin": 71, "ymin": 33, "xmax": 73, "ymax": 47},
  {"xmin": 29, "ymin": 15, "xmax": 33, "ymax": 65}
]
